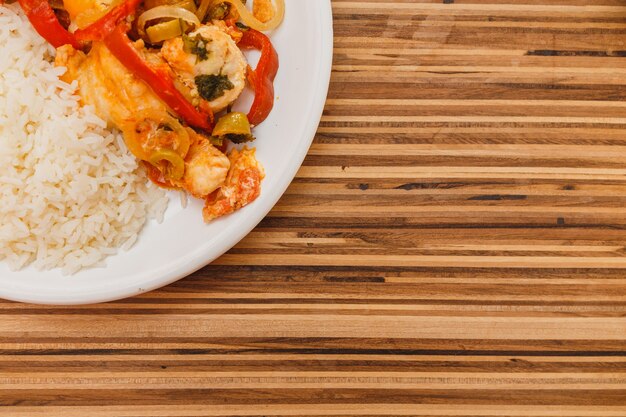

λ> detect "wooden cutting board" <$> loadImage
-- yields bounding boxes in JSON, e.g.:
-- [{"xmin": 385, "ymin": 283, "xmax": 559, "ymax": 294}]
[{"xmin": 2, "ymin": 0, "xmax": 626, "ymax": 415}]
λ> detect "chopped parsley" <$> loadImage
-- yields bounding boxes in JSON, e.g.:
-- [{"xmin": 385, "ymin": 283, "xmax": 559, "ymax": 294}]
[
  {"xmin": 207, "ymin": 0, "xmax": 249, "ymax": 20},
  {"xmin": 235, "ymin": 22, "xmax": 250, "ymax": 31},
  {"xmin": 195, "ymin": 74, "xmax": 234, "ymax": 101},
  {"xmin": 223, "ymin": 133, "xmax": 255, "ymax": 144},
  {"xmin": 183, "ymin": 34, "xmax": 210, "ymax": 61}
]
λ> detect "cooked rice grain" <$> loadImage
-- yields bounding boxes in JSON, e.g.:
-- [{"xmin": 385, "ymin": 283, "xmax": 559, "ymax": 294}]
[{"xmin": 0, "ymin": 4, "xmax": 168, "ymax": 275}]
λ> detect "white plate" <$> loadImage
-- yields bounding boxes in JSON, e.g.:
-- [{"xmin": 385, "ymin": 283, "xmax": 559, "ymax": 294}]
[{"xmin": 0, "ymin": 0, "xmax": 333, "ymax": 305}]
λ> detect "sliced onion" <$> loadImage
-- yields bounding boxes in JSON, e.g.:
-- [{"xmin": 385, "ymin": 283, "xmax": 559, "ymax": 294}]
[
  {"xmin": 137, "ymin": 5, "xmax": 201, "ymax": 36},
  {"xmin": 122, "ymin": 110, "xmax": 190, "ymax": 162},
  {"xmin": 197, "ymin": 0, "xmax": 284, "ymax": 32}
]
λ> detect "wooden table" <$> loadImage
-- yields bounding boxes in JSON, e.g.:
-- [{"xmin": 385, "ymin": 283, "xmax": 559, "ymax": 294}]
[{"xmin": 3, "ymin": 1, "xmax": 626, "ymax": 415}]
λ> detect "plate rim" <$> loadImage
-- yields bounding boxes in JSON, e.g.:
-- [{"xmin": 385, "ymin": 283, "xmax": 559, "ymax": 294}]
[{"xmin": 0, "ymin": 1, "xmax": 334, "ymax": 305}]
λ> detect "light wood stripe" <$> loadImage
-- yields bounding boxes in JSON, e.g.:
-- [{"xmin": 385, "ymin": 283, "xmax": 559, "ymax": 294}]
[
  {"xmin": 2, "ymin": 372, "xmax": 626, "ymax": 390},
  {"xmin": 214, "ymin": 254, "xmax": 626, "ymax": 268},
  {"xmin": 1, "ymin": 315, "xmax": 624, "ymax": 339},
  {"xmin": 3, "ymin": 405, "xmax": 626, "ymax": 417}
]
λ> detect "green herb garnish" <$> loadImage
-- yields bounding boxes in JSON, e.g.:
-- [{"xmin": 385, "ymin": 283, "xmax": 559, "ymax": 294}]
[
  {"xmin": 195, "ymin": 74, "xmax": 234, "ymax": 101},
  {"xmin": 183, "ymin": 34, "xmax": 210, "ymax": 61},
  {"xmin": 223, "ymin": 133, "xmax": 255, "ymax": 144},
  {"xmin": 235, "ymin": 22, "xmax": 250, "ymax": 31}
]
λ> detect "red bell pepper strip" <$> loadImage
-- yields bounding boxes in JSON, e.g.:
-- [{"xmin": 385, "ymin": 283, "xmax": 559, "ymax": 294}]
[
  {"xmin": 74, "ymin": 0, "xmax": 142, "ymax": 42},
  {"xmin": 104, "ymin": 24, "xmax": 214, "ymax": 131},
  {"xmin": 238, "ymin": 28, "xmax": 279, "ymax": 126},
  {"xmin": 18, "ymin": 0, "xmax": 80, "ymax": 49}
]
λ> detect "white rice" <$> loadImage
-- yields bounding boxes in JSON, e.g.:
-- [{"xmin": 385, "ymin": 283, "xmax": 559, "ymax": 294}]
[{"xmin": 0, "ymin": 4, "xmax": 169, "ymax": 275}]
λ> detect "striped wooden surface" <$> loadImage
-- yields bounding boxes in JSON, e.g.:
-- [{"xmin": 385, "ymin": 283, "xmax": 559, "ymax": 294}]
[{"xmin": 2, "ymin": 0, "xmax": 626, "ymax": 415}]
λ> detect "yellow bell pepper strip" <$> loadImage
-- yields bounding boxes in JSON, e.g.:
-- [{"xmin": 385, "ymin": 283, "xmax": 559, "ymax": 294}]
[
  {"xmin": 146, "ymin": 19, "xmax": 184, "ymax": 44},
  {"xmin": 73, "ymin": 0, "xmax": 143, "ymax": 42}
]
